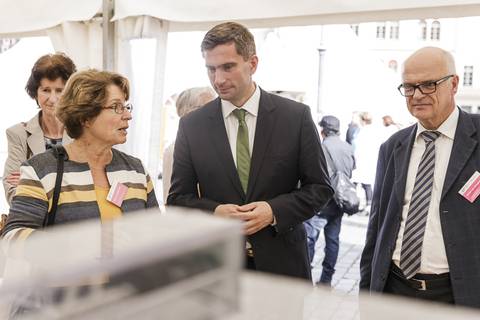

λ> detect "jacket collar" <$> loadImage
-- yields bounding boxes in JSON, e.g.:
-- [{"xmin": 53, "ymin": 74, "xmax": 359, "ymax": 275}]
[
  {"xmin": 26, "ymin": 111, "xmax": 73, "ymax": 155},
  {"xmin": 206, "ymin": 89, "xmax": 277, "ymax": 200}
]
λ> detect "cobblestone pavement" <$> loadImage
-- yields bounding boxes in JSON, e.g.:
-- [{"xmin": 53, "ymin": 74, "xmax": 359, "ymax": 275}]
[{"xmin": 310, "ymin": 213, "xmax": 369, "ymax": 295}]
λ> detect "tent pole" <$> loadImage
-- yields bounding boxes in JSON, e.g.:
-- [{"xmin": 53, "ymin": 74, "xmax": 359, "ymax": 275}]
[{"xmin": 102, "ymin": 0, "xmax": 115, "ymax": 71}]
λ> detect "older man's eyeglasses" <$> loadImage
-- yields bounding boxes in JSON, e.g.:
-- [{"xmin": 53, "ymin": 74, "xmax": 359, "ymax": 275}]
[
  {"xmin": 104, "ymin": 102, "xmax": 133, "ymax": 114},
  {"xmin": 397, "ymin": 75, "xmax": 454, "ymax": 97}
]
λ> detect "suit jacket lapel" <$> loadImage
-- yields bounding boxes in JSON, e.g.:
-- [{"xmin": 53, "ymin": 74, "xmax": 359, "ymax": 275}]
[
  {"xmin": 246, "ymin": 90, "xmax": 276, "ymax": 201},
  {"xmin": 393, "ymin": 125, "xmax": 417, "ymax": 203},
  {"xmin": 26, "ymin": 112, "xmax": 46, "ymax": 155},
  {"xmin": 207, "ymin": 99, "xmax": 245, "ymax": 198},
  {"xmin": 441, "ymin": 110, "xmax": 478, "ymax": 200}
]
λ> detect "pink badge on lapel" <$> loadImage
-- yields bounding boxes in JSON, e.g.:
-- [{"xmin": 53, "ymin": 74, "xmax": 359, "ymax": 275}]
[
  {"xmin": 107, "ymin": 182, "xmax": 128, "ymax": 207},
  {"xmin": 458, "ymin": 171, "xmax": 480, "ymax": 203}
]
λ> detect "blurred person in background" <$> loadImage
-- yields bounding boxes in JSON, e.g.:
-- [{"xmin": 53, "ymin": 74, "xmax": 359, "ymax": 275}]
[
  {"xmin": 3, "ymin": 53, "xmax": 76, "ymax": 205},
  {"xmin": 351, "ymin": 112, "xmax": 382, "ymax": 214},
  {"xmin": 345, "ymin": 111, "xmax": 361, "ymax": 151},
  {"xmin": 162, "ymin": 87, "xmax": 216, "ymax": 203},
  {"xmin": 2, "ymin": 70, "xmax": 158, "ymax": 240},
  {"xmin": 382, "ymin": 115, "xmax": 401, "ymax": 141},
  {"xmin": 304, "ymin": 115, "xmax": 355, "ymax": 286}
]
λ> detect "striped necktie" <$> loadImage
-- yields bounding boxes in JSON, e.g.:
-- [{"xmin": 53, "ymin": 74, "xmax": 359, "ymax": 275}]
[
  {"xmin": 233, "ymin": 109, "xmax": 250, "ymax": 193},
  {"xmin": 400, "ymin": 130, "xmax": 441, "ymax": 279}
]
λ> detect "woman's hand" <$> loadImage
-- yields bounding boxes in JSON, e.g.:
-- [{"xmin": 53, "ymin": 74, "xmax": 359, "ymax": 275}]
[{"xmin": 6, "ymin": 171, "xmax": 21, "ymax": 186}]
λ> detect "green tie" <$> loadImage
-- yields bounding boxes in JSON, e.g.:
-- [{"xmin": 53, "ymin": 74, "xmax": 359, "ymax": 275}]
[{"xmin": 233, "ymin": 109, "xmax": 250, "ymax": 193}]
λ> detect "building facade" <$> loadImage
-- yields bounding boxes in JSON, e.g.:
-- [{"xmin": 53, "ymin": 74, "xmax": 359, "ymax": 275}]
[{"xmin": 351, "ymin": 17, "xmax": 480, "ymax": 113}]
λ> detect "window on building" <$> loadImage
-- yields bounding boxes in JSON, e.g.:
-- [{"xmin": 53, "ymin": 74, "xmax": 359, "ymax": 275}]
[
  {"xmin": 418, "ymin": 20, "xmax": 427, "ymax": 40},
  {"xmin": 463, "ymin": 66, "xmax": 474, "ymax": 86},
  {"xmin": 431, "ymin": 20, "xmax": 441, "ymax": 40},
  {"xmin": 389, "ymin": 22, "xmax": 399, "ymax": 40},
  {"xmin": 350, "ymin": 24, "xmax": 359, "ymax": 36},
  {"xmin": 461, "ymin": 105, "xmax": 473, "ymax": 113},
  {"xmin": 376, "ymin": 23, "xmax": 386, "ymax": 39}
]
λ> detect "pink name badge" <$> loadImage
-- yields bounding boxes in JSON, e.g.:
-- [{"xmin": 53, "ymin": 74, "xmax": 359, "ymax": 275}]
[
  {"xmin": 458, "ymin": 171, "xmax": 480, "ymax": 203},
  {"xmin": 107, "ymin": 182, "xmax": 128, "ymax": 207}
]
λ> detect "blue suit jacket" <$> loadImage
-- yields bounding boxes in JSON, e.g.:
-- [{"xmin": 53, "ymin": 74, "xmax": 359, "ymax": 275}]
[{"xmin": 360, "ymin": 109, "xmax": 480, "ymax": 308}]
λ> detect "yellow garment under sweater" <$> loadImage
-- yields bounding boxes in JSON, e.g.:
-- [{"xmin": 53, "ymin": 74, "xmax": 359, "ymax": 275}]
[{"xmin": 95, "ymin": 186, "xmax": 122, "ymax": 220}]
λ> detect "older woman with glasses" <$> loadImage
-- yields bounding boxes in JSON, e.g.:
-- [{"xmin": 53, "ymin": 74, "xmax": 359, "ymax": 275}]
[
  {"xmin": 3, "ymin": 53, "xmax": 76, "ymax": 205},
  {"xmin": 2, "ymin": 69, "xmax": 158, "ymax": 240}
]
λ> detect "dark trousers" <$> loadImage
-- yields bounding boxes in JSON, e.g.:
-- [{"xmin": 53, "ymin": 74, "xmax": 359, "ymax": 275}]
[
  {"xmin": 304, "ymin": 203, "xmax": 342, "ymax": 285},
  {"xmin": 384, "ymin": 264, "xmax": 454, "ymax": 304}
]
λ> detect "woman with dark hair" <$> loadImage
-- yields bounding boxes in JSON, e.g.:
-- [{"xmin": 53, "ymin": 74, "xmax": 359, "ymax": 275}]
[{"xmin": 3, "ymin": 53, "xmax": 77, "ymax": 204}]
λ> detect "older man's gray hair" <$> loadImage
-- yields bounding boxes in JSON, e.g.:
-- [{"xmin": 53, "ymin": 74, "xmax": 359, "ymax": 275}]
[{"xmin": 176, "ymin": 87, "xmax": 216, "ymax": 117}]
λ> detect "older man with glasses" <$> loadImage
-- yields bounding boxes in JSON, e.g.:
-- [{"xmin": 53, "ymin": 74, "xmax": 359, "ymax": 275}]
[{"xmin": 360, "ymin": 47, "xmax": 480, "ymax": 308}]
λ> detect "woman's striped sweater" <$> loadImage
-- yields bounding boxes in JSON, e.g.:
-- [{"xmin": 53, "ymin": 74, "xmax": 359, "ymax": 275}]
[{"xmin": 3, "ymin": 148, "xmax": 158, "ymax": 240}]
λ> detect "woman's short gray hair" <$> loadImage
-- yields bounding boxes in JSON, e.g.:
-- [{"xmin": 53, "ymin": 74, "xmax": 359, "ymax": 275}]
[{"xmin": 176, "ymin": 87, "xmax": 216, "ymax": 117}]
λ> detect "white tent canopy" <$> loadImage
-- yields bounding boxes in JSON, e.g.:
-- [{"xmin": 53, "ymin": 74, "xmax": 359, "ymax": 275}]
[
  {"xmin": 1, "ymin": 0, "xmax": 479, "ymax": 187},
  {"xmin": 113, "ymin": 0, "xmax": 480, "ymax": 30},
  {"xmin": 0, "ymin": 0, "xmax": 100, "ymax": 36},
  {"xmin": 2, "ymin": 0, "xmax": 480, "ymax": 35}
]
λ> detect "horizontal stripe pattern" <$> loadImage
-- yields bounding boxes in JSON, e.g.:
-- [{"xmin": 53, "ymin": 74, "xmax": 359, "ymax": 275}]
[
  {"xmin": 146, "ymin": 175, "xmax": 154, "ymax": 193},
  {"xmin": 3, "ymin": 148, "xmax": 158, "ymax": 239},
  {"xmin": 15, "ymin": 183, "xmax": 48, "ymax": 202},
  {"xmin": 57, "ymin": 189, "xmax": 97, "ymax": 206},
  {"xmin": 125, "ymin": 187, "xmax": 147, "ymax": 202},
  {"xmin": 41, "ymin": 170, "xmax": 93, "ymax": 194},
  {"xmin": 107, "ymin": 170, "xmax": 149, "ymax": 186}
]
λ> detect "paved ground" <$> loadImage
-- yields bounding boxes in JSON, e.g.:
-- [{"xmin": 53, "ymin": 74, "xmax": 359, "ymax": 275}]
[{"xmin": 310, "ymin": 213, "xmax": 369, "ymax": 295}]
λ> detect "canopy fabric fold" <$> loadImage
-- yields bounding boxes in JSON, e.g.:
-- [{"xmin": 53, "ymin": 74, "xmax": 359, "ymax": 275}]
[
  {"xmin": 112, "ymin": 0, "xmax": 480, "ymax": 31},
  {"xmin": 0, "ymin": 0, "xmax": 101, "ymax": 35},
  {"xmin": 2, "ymin": 0, "xmax": 480, "ymax": 35},
  {"xmin": 47, "ymin": 20, "xmax": 103, "ymax": 70}
]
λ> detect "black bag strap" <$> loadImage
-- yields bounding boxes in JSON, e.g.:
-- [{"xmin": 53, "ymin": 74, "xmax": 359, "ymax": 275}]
[{"xmin": 43, "ymin": 145, "xmax": 67, "ymax": 227}]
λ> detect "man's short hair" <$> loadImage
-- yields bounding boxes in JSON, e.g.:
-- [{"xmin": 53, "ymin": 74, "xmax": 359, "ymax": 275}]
[
  {"xmin": 176, "ymin": 87, "xmax": 216, "ymax": 118},
  {"xmin": 201, "ymin": 22, "xmax": 256, "ymax": 61}
]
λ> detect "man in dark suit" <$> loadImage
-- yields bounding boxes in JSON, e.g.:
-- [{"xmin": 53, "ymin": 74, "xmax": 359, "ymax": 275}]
[
  {"xmin": 167, "ymin": 22, "xmax": 333, "ymax": 280},
  {"xmin": 360, "ymin": 47, "xmax": 480, "ymax": 307}
]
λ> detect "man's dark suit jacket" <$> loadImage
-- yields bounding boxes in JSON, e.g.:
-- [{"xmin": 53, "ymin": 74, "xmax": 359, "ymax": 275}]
[
  {"xmin": 360, "ymin": 109, "xmax": 480, "ymax": 308},
  {"xmin": 167, "ymin": 89, "xmax": 333, "ymax": 279}
]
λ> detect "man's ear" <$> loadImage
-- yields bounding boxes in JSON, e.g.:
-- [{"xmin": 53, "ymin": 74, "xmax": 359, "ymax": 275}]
[
  {"xmin": 451, "ymin": 75, "xmax": 459, "ymax": 94},
  {"xmin": 249, "ymin": 55, "xmax": 258, "ymax": 75}
]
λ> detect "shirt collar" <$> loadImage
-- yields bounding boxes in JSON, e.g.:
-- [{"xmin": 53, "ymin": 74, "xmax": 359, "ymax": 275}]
[
  {"xmin": 416, "ymin": 106, "xmax": 459, "ymax": 141},
  {"xmin": 222, "ymin": 84, "xmax": 260, "ymax": 119}
]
